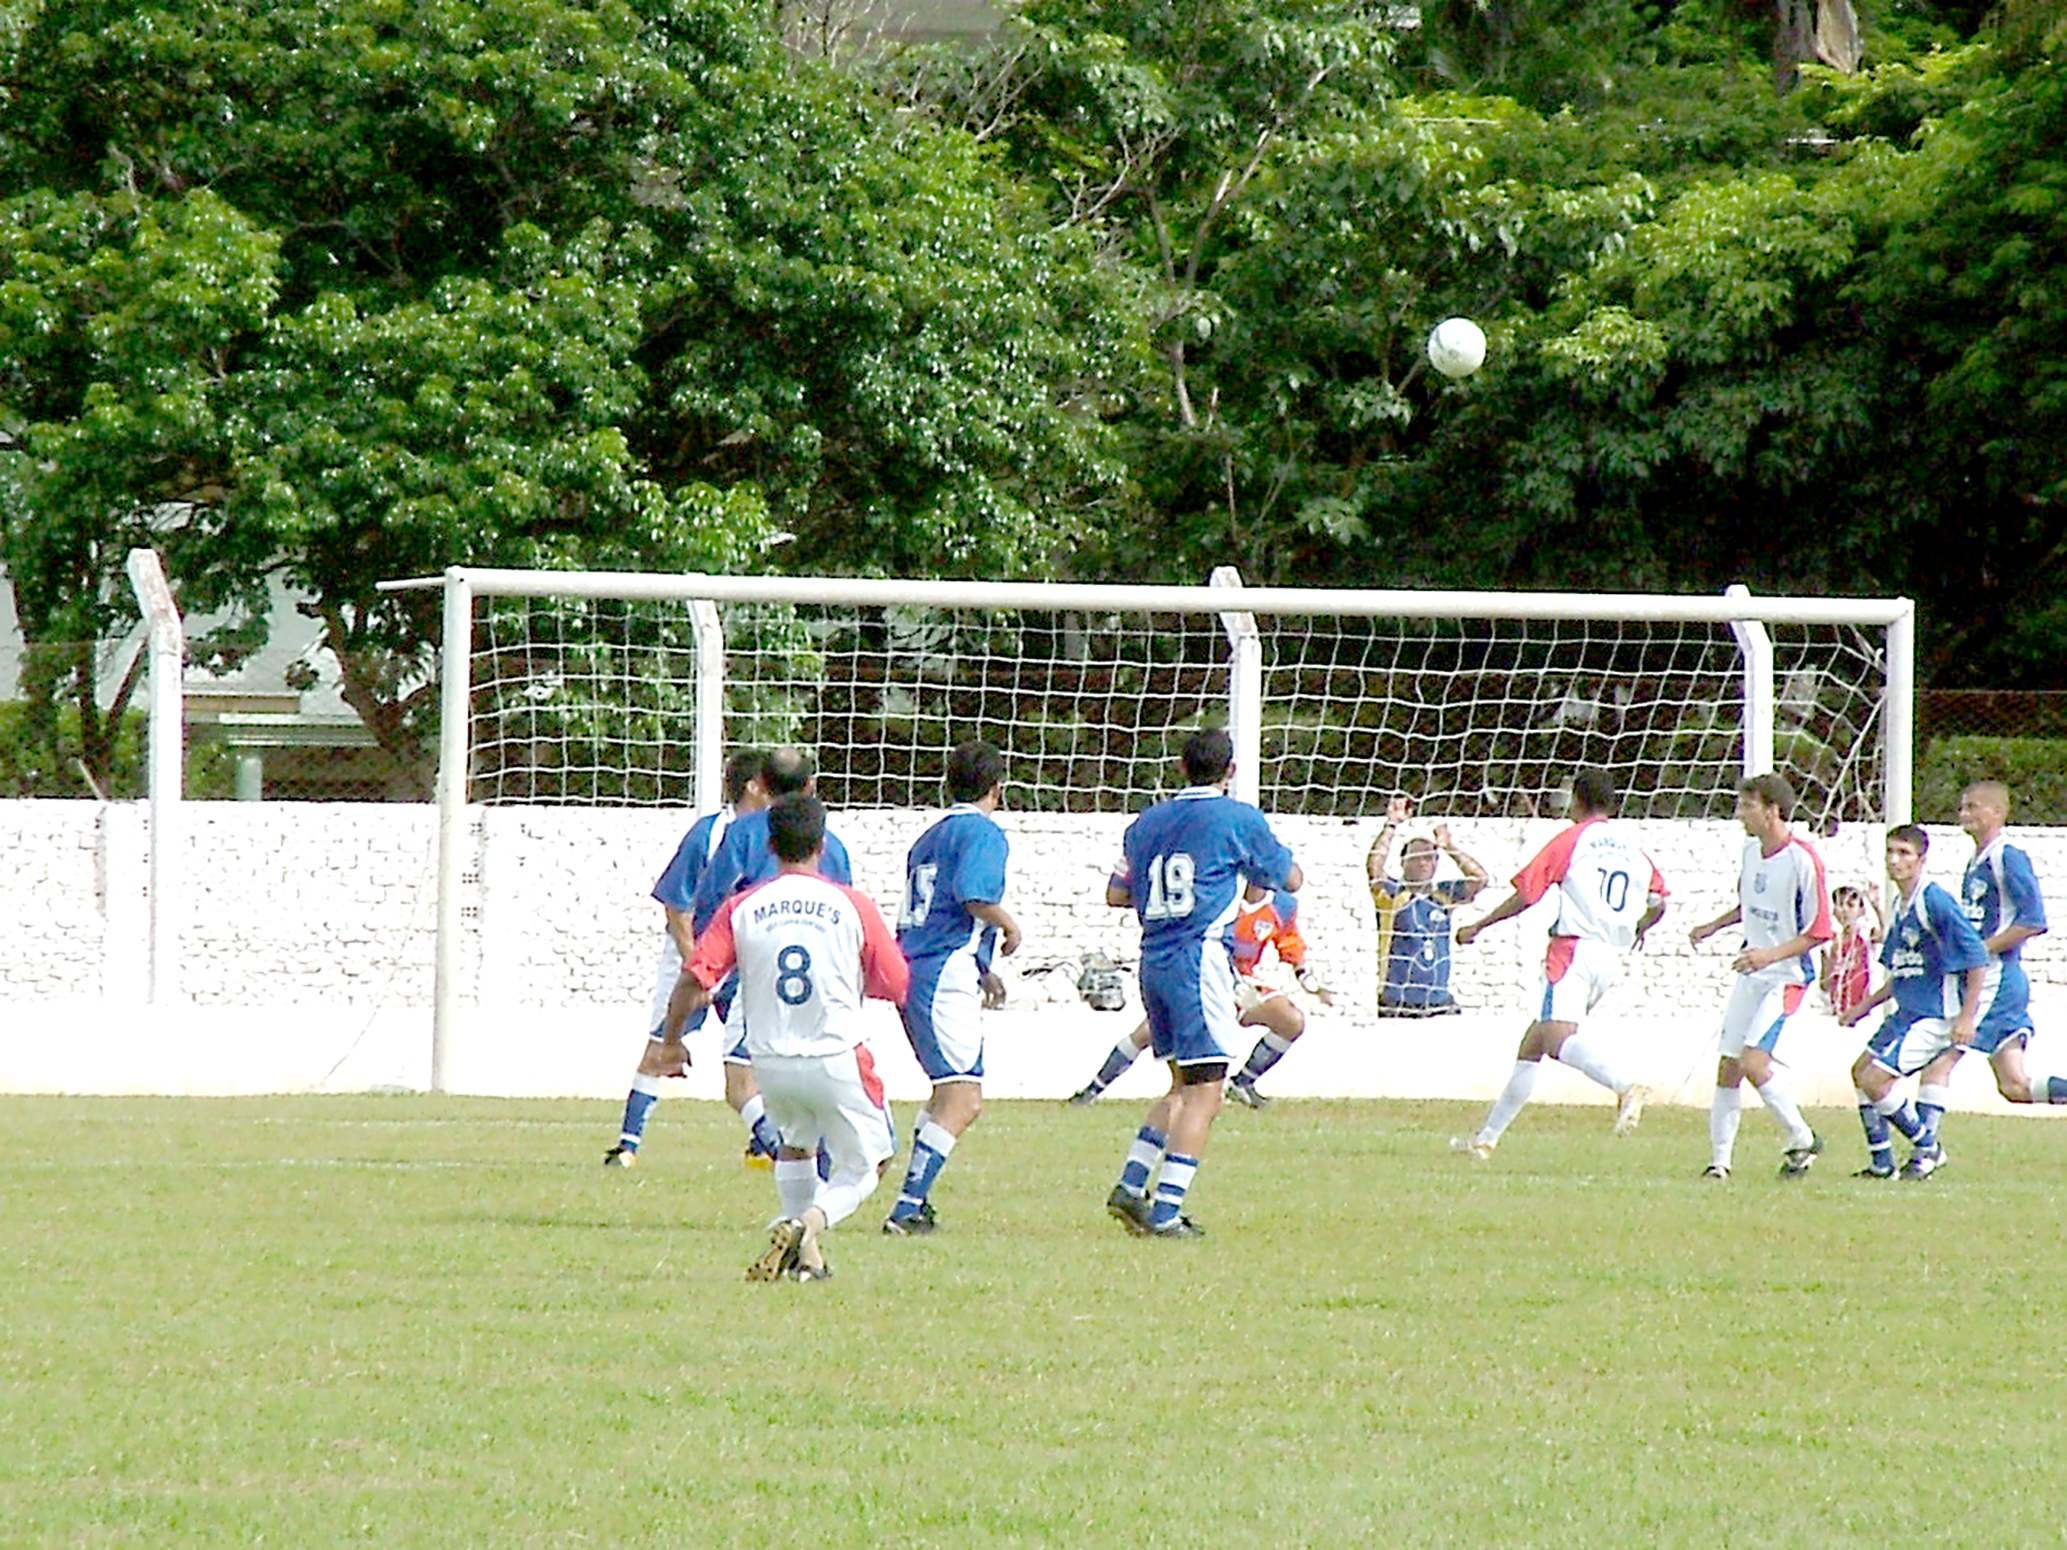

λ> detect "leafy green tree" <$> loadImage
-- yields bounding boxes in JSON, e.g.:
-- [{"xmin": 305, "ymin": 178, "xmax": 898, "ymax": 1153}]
[{"xmin": 1, "ymin": 0, "xmax": 1130, "ymax": 792}]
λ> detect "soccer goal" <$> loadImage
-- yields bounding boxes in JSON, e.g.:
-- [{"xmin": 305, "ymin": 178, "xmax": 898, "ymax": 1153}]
[{"xmin": 380, "ymin": 566, "xmax": 1914, "ymax": 1088}]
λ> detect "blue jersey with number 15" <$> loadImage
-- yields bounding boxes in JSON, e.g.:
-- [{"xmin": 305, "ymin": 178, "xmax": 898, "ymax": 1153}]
[
  {"xmin": 1113, "ymin": 788, "xmax": 1297, "ymax": 961},
  {"xmin": 898, "ymin": 805, "xmax": 1010, "ymax": 971}
]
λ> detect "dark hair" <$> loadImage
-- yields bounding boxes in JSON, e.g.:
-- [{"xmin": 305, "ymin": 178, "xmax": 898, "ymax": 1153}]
[
  {"xmin": 1181, "ymin": 727, "xmax": 1234, "ymax": 787},
  {"xmin": 1888, "ymin": 822, "xmax": 1929, "ymax": 856},
  {"xmin": 767, "ymin": 793, "xmax": 827, "ymax": 863},
  {"xmin": 946, "ymin": 739, "xmax": 1004, "ymax": 805},
  {"xmin": 1738, "ymin": 772, "xmax": 1796, "ymax": 819},
  {"xmin": 761, "ymin": 746, "xmax": 816, "ymax": 798},
  {"xmin": 1570, "ymin": 767, "xmax": 1617, "ymax": 816},
  {"xmin": 1833, "ymin": 885, "xmax": 1864, "ymax": 908},
  {"xmin": 722, "ymin": 747, "xmax": 762, "ymax": 805}
]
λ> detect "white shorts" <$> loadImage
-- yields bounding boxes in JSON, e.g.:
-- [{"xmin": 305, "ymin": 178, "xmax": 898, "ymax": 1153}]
[
  {"xmin": 1866, "ymin": 1013, "xmax": 1960, "ymax": 1079},
  {"xmin": 750, "ymin": 1044, "xmax": 896, "ymax": 1177},
  {"xmin": 1533, "ymin": 937, "xmax": 1620, "ymax": 1025},
  {"xmin": 1718, "ymin": 974, "xmax": 1808, "ymax": 1059},
  {"xmin": 1233, "ymin": 973, "xmax": 1294, "ymax": 1017}
]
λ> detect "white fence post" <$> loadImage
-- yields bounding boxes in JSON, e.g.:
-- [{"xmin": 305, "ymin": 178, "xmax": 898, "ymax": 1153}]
[{"xmin": 125, "ymin": 548, "xmax": 184, "ymax": 1004}]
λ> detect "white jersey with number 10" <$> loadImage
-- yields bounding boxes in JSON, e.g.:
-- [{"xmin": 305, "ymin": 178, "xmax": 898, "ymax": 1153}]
[{"xmin": 1511, "ymin": 816, "xmax": 1668, "ymax": 953}]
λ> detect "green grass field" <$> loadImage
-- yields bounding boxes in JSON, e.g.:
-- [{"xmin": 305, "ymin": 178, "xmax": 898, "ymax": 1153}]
[{"xmin": 4, "ymin": 1093, "xmax": 2063, "ymax": 1548}]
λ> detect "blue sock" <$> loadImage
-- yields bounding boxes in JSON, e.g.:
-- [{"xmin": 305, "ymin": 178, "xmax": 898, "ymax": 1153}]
[
  {"xmin": 1915, "ymin": 1083, "xmax": 1951, "ymax": 1153},
  {"xmin": 1857, "ymin": 1092, "xmax": 1892, "ymax": 1171},
  {"xmin": 2048, "ymin": 1076, "xmax": 2067, "ymax": 1104},
  {"xmin": 1090, "ymin": 1043, "xmax": 1139, "ymax": 1093},
  {"xmin": 1882, "ymin": 1100, "xmax": 1922, "ymax": 1142},
  {"xmin": 1118, "ymin": 1126, "xmax": 1166, "ymax": 1196},
  {"xmin": 739, "ymin": 1093, "xmax": 782, "ymax": 1158},
  {"xmin": 1150, "ymin": 1153, "xmax": 1199, "ymax": 1228},
  {"xmin": 1238, "ymin": 1032, "xmax": 1293, "ymax": 1087},
  {"xmin": 618, "ymin": 1075, "xmax": 661, "ymax": 1151},
  {"xmin": 893, "ymin": 1120, "xmax": 957, "ymax": 1219}
]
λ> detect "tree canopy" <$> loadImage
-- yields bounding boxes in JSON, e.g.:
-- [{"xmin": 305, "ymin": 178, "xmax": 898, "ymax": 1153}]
[{"xmin": 2, "ymin": 0, "xmax": 2064, "ymax": 794}]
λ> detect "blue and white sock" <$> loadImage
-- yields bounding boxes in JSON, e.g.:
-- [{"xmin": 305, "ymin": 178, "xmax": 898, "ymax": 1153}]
[
  {"xmin": 1237, "ymin": 1032, "xmax": 1294, "ymax": 1087},
  {"xmin": 617, "ymin": 1073, "xmax": 662, "ymax": 1151},
  {"xmin": 1876, "ymin": 1091, "xmax": 1922, "ymax": 1140},
  {"xmin": 1118, "ymin": 1125, "xmax": 1166, "ymax": 1197},
  {"xmin": 1087, "ymin": 1042, "xmax": 1140, "ymax": 1095},
  {"xmin": 1856, "ymin": 1088, "xmax": 1894, "ymax": 1172},
  {"xmin": 1915, "ymin": 1082, "xmax": 1952, "ymax": 1154},
  {"xmin": 1150, "ymin": 1153, "xmax": 1200, "ymax": 1229},
  {"xmin": 739, "ymin": 1093, "xmax": 781, "ymax": 1158},
  {"xmin": 891, "ymin": 1119, "xmax": 958, "ymax": 1221}
]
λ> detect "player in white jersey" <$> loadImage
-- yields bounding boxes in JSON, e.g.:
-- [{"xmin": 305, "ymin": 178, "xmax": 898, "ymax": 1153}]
[
  {"xmin": 1687, "ymin": 773, "xmax": 1833, "ymax": 1181},
  {"xmin": 666, "ymin": 794, "xmax": 909, "ymax": 1283},
  {"xmin": 1450, "ymin": 769, "xmax": 1668, "ymax": 1160}
]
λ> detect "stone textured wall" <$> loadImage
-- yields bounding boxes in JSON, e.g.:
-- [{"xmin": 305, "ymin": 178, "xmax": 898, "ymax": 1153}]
[{"xmin": 3, "ymin": 798, "xmax": 2057, "ymax": 1019}]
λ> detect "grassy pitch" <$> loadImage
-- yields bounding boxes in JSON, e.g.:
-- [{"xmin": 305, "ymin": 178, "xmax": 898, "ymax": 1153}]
[{"xmin": 3, "ymin": 1092, "xmax": 2063, "ymax": 1548}]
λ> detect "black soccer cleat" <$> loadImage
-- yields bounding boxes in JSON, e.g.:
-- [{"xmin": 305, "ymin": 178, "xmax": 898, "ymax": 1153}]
[
  {"xmin": 1778, "ymin": 1132, "xmax": 1824, "ymax": 1180},
  {"xmin": 1105, "ymin": 1185, "xmax": 1152, "ymax": 1235}
]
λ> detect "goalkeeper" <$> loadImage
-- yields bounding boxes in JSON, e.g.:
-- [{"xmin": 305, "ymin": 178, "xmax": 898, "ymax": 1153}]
[{"xmin": 1067, "ymin": 885, "xmax": 1333, "ymax": 1108}]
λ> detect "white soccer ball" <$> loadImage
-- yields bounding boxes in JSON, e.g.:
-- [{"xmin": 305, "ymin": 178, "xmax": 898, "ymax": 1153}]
[{"xmin": 1427, "ymin": 316, "xmax": 1486, "ymax": 379}]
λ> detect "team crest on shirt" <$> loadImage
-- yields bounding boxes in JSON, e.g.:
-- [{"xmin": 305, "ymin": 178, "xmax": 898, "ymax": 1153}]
[{"xmin": 1753, "ymin": 873, "xmax": 1768, "ymax": 895}]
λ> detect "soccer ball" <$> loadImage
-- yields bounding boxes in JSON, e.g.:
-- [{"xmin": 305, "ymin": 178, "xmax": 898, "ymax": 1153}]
[{"xmin": 1427, "ymin": 317, "xmax": 1486, "ymax": 379}]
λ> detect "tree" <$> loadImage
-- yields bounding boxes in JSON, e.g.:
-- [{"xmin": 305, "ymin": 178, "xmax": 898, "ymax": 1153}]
[{"xmin": 1, "ymin": 0, "xmax": 1132, "ymax": 792}]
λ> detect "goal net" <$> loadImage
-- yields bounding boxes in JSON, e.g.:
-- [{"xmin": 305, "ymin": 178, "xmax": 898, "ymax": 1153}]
[{"xmin": 453, "ymin": 574, "xmax": 1908, "ymax": 829}]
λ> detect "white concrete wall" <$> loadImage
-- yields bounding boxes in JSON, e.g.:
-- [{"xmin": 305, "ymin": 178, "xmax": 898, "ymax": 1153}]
[{"xmin": 5, "ymin": 798, "xmax": 2065, "ymax": 1118}]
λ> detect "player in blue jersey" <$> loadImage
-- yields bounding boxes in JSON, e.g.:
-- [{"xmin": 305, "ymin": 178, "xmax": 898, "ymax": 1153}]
[
  {"xmin": 883, "ymin": 740, "xmax": 1023, "ymax": 1236},
  {"xmin": 604, "ymin": 746, "xmax": 765, "ymax": 1168},
  {"xmin": 688, "ymin": 747, "xmax": 857, "ymax": 1172},
  {"xmin": 1841, "ymin": 824, "xmax": 1989, "ymax": 1180},
  {"xmin": 1367, "ymin": 794, "xmax": 1490, "ymax": 1014},
  {"xmin": 1103, "ymin": 728, "xmax": 1303, "ymax": 1239},
  {"xmin": 1914, "ymin": 781, "xmax": 2064, "ymax": 1124}
]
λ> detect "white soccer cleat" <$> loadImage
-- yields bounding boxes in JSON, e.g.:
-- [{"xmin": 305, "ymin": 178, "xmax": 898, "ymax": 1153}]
[
  {"xmin": 1613, "ymin": 1084, "xmax": 1651, "ymax": 1137},
  {"xmin": 1448, "ymin": 1135, "xmax": 1495, "ymax": 1162}
]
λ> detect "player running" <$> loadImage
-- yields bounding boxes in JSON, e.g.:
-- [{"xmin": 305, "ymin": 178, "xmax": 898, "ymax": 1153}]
[
  {"xmin": 883, "ymin": 740, "xmax": 1023, "ymax": 1236},
  {"xmin": 666, "ymin": 793, "xmax": 908, "ymax": 1283},
  {"xmin": 1102, "ymin": 729, "xmax": 1303, "ymax": 1238},
  {"xmin": 604, "ymin": 747, "xmax": 765, "ymax": 1168}
]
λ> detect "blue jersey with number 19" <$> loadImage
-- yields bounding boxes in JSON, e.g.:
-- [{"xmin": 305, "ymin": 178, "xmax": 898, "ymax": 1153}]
[{"xmin": 1112, "ymin": 788, "xmax": 1298, "ymax": 960}]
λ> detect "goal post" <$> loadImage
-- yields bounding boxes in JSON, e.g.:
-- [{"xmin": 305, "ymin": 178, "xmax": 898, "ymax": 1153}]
[{"xmin": 381, "ymin": 565, "xmax": 1914, "ymax": 1091}]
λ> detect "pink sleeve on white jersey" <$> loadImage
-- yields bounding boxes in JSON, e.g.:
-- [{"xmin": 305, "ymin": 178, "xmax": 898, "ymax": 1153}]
[
  {"xmin": 843, "ymin": 884, "xmax": 911, "ymax": 1006},
  {"xmin": 1792, "ymin": 838, "xmax": 1835, "ymax": 943},
  {"xmin": 685, "ymin": 893, "xmax": 742, "ymax": 990},
  {"xmin": 1512, "ymin": 821, "xmax": 1590, "ymax": 905}
]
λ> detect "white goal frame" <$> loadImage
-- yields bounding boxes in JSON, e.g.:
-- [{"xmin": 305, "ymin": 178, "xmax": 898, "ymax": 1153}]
[{"xmin": 382, "ymin": 566, "xmax": 1914, "ymax": 1091}]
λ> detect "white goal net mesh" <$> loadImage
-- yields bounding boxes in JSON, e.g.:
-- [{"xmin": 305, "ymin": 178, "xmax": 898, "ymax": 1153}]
[{"xmin": 465, "ymin": 594, "xmax": 1892, "ymax": 828}]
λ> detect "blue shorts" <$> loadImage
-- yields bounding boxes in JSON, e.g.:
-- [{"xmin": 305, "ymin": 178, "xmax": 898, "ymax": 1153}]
[
  {"xmin": 900, "ymin": 953, "xmax": 986, "ymax": 1082},
  {"xmin": 1140, "ymin": 941, "xmax": 1239, "ymax": 1067},
  {"xmin": 1968, "ymin": 998, "xmax": 2034, "ymax": 1057}
]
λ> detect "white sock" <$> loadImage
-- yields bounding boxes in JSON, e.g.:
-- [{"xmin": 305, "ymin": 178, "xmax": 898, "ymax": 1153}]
[
  {"xmin": 1479, "ymin": 1060, "xmax": 1542, "ymax": 1144},
  {"xmin": 1755, "ymin": 1076, "xmax": 1815, "ymax": 1151},
  {"xmin": 774, "ymin": 1156, "xmax": 817, "ymax": 1219},
  {"xmin": 1710, "ymin": 1086, "xmax": 1743, "ymax": 1169},
  {"xmin": 1557, "ymin": 1034, "xmax": 1627, "ymax": 1096}
]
